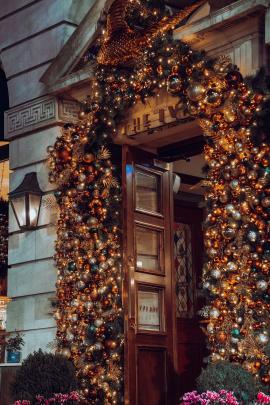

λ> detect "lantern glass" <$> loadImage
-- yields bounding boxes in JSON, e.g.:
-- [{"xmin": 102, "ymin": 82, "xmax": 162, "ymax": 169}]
[
  {"xmin": 11, "ymin": 195, "xmax": 26, "ymax": 228},
  {"xmin": 29, "ymin": 193, "xmax": 41, "ymax": 227},
  {"xmin": 9, "ymin": 172, "xmax": 43, "ymax": 231}
]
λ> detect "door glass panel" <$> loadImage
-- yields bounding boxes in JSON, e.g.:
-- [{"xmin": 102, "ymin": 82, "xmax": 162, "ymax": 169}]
[
  {"xmin": 174, "ymin": 222, "xmax": 194, "ymax": 318},
  {"xmin": 138, "ymin": 287, "xmax": 162, "ymax": 331},
  {"xmin": 136, "ymin": 226, "xmax": 162, "ymax": 273},
  {"xmin": 135, "ymin": 169, "xmax": 161, "ymax": 214}
]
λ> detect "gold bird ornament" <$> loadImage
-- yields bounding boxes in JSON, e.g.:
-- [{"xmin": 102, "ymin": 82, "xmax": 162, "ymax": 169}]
[{"xmin": 97, "ymin": 0, "xmax": 206, "ymax": 67}]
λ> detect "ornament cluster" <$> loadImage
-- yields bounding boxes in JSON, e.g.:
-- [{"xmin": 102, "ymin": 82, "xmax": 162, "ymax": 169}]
[
  {"xmin": 49, "ymin": 0, "xmax": 270, "ymax": 401},
  {"xmin": 48, "ymin": 122, "xmax": 123, "ymax": 404}
]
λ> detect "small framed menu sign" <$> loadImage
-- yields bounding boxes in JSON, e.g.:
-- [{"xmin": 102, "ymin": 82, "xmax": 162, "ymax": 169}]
[{"xmin": 137, "ymin": 285, "xmax": 164, "ymax": 332}]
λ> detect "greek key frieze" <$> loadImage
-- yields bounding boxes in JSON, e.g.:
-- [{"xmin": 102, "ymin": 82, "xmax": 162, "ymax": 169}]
[
  {"xmin": 58, "ymin": 99, "xmax": 80, "ymax": 122},
  {"xmin": 5, "ymin": 97, "xmax": 80, "ymax": 139},
  {"xmin": 5, "ymin": 97, "xmax": 56, "ymax": 138}
]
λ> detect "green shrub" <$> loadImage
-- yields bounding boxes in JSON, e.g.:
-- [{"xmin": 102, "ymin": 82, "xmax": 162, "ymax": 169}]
[
  {"xmin": 11, "ymin": 349, "xmax": 78, "ymax": 404},
  {"xmin": 196, "ymin": 361, "xmax": 264, "ymax": 403}
]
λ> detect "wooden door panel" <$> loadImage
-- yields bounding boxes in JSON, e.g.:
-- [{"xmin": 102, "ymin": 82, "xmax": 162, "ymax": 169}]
[
  {"xmin": 122, "ymin": 145, "xmax": 177, "ymax": 405},
  {"xmin": 137, "ymin": 347, "xmax": 167, "ymax": 405}
]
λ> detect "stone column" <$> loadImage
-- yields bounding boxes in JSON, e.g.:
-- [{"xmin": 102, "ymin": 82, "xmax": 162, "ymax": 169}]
[{"xmin": 4, "ymin": 97, "xmax": 80, "ymax": 359}]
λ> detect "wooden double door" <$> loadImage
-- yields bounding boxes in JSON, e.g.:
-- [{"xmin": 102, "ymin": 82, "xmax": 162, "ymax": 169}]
[{"xmin": 122, "ymin": 145, "xmax": 204, "ymax": 405}]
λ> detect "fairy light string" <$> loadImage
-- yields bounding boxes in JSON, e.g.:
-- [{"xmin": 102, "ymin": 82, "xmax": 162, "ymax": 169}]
[{"xmin": 48, "ymin": 1, "xmax": 270, "ymax": 402}]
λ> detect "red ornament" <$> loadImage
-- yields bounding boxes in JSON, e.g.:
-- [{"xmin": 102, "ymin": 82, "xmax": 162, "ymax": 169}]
[{"xmin": 57, "ymin": 148, "xmax": 71, "ymax": 162}]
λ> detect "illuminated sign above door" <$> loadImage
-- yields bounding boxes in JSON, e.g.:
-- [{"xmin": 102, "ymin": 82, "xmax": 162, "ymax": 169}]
[{"xmin": 117, "ymin": 89, "xmax": 190, "ymax": 138}]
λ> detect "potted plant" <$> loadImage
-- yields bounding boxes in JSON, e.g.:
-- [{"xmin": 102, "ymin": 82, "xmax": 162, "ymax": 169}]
[{"xmin": 6, "ymin": 331, "xmax": 24, "ymax": 363}]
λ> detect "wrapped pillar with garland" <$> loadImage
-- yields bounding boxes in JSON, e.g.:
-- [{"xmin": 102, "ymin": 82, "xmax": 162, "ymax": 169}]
[{"xmin": 48, "ymin": 0, "xmax": 270, "ymax": 402}]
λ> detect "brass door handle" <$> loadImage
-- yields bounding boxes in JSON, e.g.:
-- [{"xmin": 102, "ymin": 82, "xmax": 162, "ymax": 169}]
[
  {"xmin": 128, "ymin": 255, "xmax": 135, "ymax": 271},
  {"xmin": 129, "ymin": 318, "xmax": 137, "ymax": 330}
]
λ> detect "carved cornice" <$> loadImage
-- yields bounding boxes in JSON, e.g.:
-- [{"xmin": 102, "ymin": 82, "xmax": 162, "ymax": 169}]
[
  {"xmin": 4, "ymin": 97, "xmax": 80, "ymax": 140},
  {"xmin": 174, "ymin": 0, "xmax": 269, "ymax": 42}
]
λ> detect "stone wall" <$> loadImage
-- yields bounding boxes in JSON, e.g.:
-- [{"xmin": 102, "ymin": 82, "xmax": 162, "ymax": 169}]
[{"xmin": 0, "ymin": 0, "xmax": 84, "ymax": 360}]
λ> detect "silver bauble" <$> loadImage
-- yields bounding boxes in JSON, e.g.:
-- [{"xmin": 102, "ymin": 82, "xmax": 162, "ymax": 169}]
[
  {"xmin": 94, "ymin": 318, "xmax": 104, "ymax": 327},
  {"xmin": 71, "ymin": 299, "xmax": 80, "ymax": 307},
  {"xmin": 256, "ymin": 280, "xmax": 268, "ymax": 291},
  {"xmin": 107, "ymin": 258, "xmax": 115, "ymax": 266},
  {"xmin": 87, "ymin": 217, "xmax": 98, "ymax": 226},
  {"xmin": 227, "ymin": 262, "xmax": 238, "ymax": 271},
  {"xmin": 257, "ymin": 333, "xmax": 269, "ymax": 344},
  {"xmin": 222, "ymin": 227, "xmax": 236, "ymax": 240},
  {"xmin": 94, "ymin": 342, "xmax": 103, "ymax": 351},
  {"xmin": 209, "ymin": 308, "xmax": 220, "ymax": 319},
  {"xmin": 77, "ymin": 182, "xmax": 85, "ymax": 191},
  {"xmin": 225, "ymin": 204, "xmax": 235, "ymax": 213},
  {"xmin": 230, "ymin": 180, "xmax": 239, "ymax": 189},
  {"xmin": 76, "ymin": 280, "xmax": 86, "ymax": 290},
  {"xmin": 203, "ymin": 281, "xmax": 211, "ymax": 289},
  {"xmin": 232, "ymin": 211, "xmax": 241, "ymax": 220},
  {"xmin": 247, "ymin": 230, "xmax": 258, "ymax": 242},
  {"xmin": 85, "ymin": 301, "xmax": 94, "ymax": 311},
  {"xmin": 78, "ymin": 173, "xmax": 86, "ymax": 182},
  {"xmin": 207, "ymin": 323, "xmax": 215, "ymax": 333},
  {"xmin": 211, "ymin": 269, "xmax": 221, "ymax": 279},
  {"xmin": 208, "ymin": 248, "xmax": 218, "ymax": 258}
]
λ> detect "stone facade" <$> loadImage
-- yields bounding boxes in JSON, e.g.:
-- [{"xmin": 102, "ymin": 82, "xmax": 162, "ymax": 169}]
[
  {"xmin": 1, "ymin": 0, "xmax": 270, "ymax": 362},
  {"xmin": 0, "ymin": 0, "xmax": 88, "ymax": 360}
]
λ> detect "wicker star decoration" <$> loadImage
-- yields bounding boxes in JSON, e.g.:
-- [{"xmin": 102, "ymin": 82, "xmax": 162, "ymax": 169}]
[{"xmin": 97, "ymin": 0, "xmax": 206, "ymax": 66}]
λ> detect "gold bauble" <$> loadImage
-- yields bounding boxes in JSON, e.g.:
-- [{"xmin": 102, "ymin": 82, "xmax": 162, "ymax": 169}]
[
  {"xmin": 187, "ymin": 82, "xmax": 206, "ymax": 101},
  {"xmin": 217, "ymin": 331, "xmax": 227, "ymax": 343},
  {"xmin": 223, "ymin": 106, "xmax": 237, "ymax": 123},
  {"xmin": 262, "ymin": 197, "xmax": 270, "ymax": 208},
  {"xmin": 90, "ymin": 288, "xmax": 99, "ymax": 301},
  {"xmin": 83, "ymin": 153, "xmax": 95, "ymax": 163},
  {"xmin": 187, "ymin": 102, "xmax": 199, "ymax": 115},
  {"xmin": 227, "ymin": 293, "xmax": 238, "ymax": 304},
  {"xmin": 222, "ymin": 227, "xmax": 236, "ymax": 240},
  {"xmin": 61, "ymin": 347, "xmax": 71, "ymax": 358},
  {"xmin": 205, "ymin": 89, "xmax": 223, "ymax": 107}
]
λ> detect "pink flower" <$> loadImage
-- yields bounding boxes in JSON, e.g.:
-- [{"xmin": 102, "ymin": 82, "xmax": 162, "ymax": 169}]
[
  {"xmin": 13, "ymin": 401, "xmax": 31, "ymax": 405},
  {"xmin": 180, "ymin": 390, "xmax": 239, "ymax": 405},
  {"xmin": 15, "ymin": 391, "xmax": 80, "ymax": 405},
  {"xmin": 257, "ymin": 392, "xmax": 270, "ymax": 404},
  {"xmin": 69, "ymin": 391, "xmax": 80, "ymax": 400}
]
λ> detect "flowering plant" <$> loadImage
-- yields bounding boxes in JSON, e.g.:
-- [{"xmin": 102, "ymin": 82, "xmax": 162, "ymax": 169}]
[
  {"xmin": 256, "ymin": 392, "xmax": 270, "ymax": 404},
  {"xmin": 13, "ymin": 401, "xmax": 30, "ymax": 405},
  {"xmin": 180, "ymin": 390, "xmax": 239, "ymax": 405},
  {"xmin": 13, "ymin": 391, "xmax": 80, "ymax": 405}
]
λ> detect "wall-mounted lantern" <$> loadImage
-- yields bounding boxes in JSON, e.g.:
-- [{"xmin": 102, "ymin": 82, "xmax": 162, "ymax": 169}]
[{"xmin": 9, "ymin": 172, "xmax": 43, "ymax": 231}]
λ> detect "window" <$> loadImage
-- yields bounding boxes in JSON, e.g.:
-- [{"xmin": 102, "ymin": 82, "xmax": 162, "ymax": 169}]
[{"xmin": 174, "ymin": 222, "xmax": 195, "ymax": 318}]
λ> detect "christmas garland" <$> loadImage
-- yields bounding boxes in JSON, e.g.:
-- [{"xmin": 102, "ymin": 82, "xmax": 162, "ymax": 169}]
[{"xmin": 49, "ymin": 1, "xmax": 270, "ymax": 403}]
